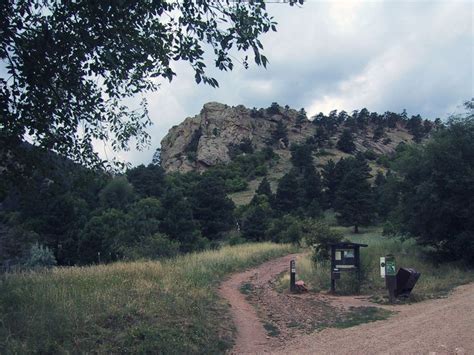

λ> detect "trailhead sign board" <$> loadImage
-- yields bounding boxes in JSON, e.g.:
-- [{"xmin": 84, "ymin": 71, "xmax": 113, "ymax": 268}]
[{"xmin": 330, "ymin": 242, "xmax": 367, "ymax": 292}]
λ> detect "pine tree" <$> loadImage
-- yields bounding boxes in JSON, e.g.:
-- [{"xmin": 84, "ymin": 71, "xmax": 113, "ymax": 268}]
[
  {"xmin": 191, "ymin": 175, "xmax": 235, "ymax": 240},
  {"xmin": 321, "ymin": 159, "xmax": 337, "ymax": 207},
  {"xmin": 256, "ymin": 177, "xmax": 272, "ymax": 197},
  {"xmin": 274, "ymin": 170, "xmax": 301, "ymax": 213},
  {"xmin": 303, "ymin": 167, "xmax": 322, "ymax": 217},
  {"xmin": 337, "ymin": 129, "xmax": 356, "ymax": 153},
  {"xmin": 271, "ymin": 121, "xmax": 289, "ymax": 147},
  {"xmin": 334, "ymin": 157, "xmax": 374, "ymax": 233},
  {"xmin": 290, "ymin": 143, "xmax": 313, "ymax": 172},
  {"xmin": 241, "ymin": 204, "xmax": 270, "ymax": 241},
  {"xmin": 160, "ymin": 188, "xmax": 203, "ymax": 252}
]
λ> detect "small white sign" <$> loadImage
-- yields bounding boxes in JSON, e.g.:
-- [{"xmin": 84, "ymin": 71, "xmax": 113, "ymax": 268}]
[{"xmin": 380, "ymin": 257, "xmax": 386, "ymax": 278}]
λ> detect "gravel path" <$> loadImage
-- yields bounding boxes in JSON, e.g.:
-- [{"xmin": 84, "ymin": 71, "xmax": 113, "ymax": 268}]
[
  {"xmin": 275, "ymin": 282, "xmax": 474, "ymax": 355},
  {"xmin": 219, "ymin": 253, "xmax": 474, "ymax": 354}
]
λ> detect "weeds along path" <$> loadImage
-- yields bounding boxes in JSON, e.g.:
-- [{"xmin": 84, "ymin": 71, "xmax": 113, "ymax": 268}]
[{"xmin": 218, "ymin": 253, "xmax": 300, "ymax": 354}]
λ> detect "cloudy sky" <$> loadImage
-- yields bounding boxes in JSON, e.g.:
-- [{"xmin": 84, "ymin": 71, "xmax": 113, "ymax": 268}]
[{"xmin": 118, "ymin": 0, "xmax": 473, "ymax": 166}]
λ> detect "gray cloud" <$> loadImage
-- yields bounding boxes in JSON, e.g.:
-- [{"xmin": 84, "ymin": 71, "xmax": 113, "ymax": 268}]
[{"xmin": 112, "ymin": 0, "xmax": 473, "ymax": 166}]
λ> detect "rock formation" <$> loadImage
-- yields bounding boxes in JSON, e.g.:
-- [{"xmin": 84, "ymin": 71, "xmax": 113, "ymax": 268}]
[
  {"xmin": 160, "ymin": 102, "xmax": 314, "ymax": 172},
  {"xmin": 160, "ymin": 102, "xmax": 414, "ymax": 173}
]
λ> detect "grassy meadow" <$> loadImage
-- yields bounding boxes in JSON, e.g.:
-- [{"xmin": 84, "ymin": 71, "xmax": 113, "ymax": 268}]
[
  {"xmin": 280, "ymin": 226, "xmax": 474, "ymax": 300},
  {"xmin": 0, "ymin": 243, "xmax": 296, "ymax": 354}
]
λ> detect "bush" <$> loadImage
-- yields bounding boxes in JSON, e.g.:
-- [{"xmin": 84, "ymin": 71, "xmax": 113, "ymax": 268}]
[
  {"xmin": 363, "ymin": 150, "xmax": 378, "ymax": 161},
  {"xmin": 303, "ymin": 220, "xmax": 344, "ymax": 261},
  {"xmin": 99, "ymin": 177, "xmax": 135, "ymax": 209},
  {"xmin": 376, "ymin": 155, "xmax": 390, "ymax": 168},
  {"xmin": 24, "ymin": 242, "xmax": 57, "ymax": 269},
  {"xmin": 254, "ymin": 165, "xmax": 267, "ymax": 176},
  {"xmin": 122, "ymin": 233, "xmax": 180, "ymax": 260},
  {"xmin": 226, "ymin": 231, "xmax": 247, "ymax": 246},
  {"xmin": 266, "ymin": 215, "xmax": 303, "ymax": 245},
  {"xmin": 224, "ymin": 177, "xmax": 248, "ymax": 192}
]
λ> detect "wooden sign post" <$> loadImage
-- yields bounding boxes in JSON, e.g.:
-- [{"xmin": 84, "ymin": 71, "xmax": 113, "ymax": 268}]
[
  {"xmin": 290, "ymin": 259, "xmax": 296, "ymax": 293},
  {"xmin": 385, "ymin": 254, "xmax": 397, "ymax": 303}
]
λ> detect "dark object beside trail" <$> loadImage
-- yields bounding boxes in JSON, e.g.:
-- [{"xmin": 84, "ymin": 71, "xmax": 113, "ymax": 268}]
[{"xmin": 395, "ymin": 268, "xmax": 421, "ymax": 297}]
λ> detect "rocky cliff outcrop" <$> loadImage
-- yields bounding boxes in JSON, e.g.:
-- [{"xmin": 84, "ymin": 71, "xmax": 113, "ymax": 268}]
[
  {"xmin": 160, "ymin": 102, "xmax": 315, "ymax": 172},
  {"xmin": 160, "ymin": 102, "xmax": 414, "ymax": 173}
]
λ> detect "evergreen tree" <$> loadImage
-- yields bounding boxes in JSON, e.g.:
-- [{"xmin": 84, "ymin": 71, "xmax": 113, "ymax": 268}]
[
  {"xmin": 290, "ymin": 143, "xmax": 314, "ymax": 172},
  {"xmin": 241, "ymin": 204, "xmax": 270, "ymax": 241},
  {"xmin": 256, "ymin": 177, "xmax": 273, "ymax": 198},
  {"xmin": 302, "ymin": 167, "xmax": 322, "ymax": 217},
  {"xmin": 321, "ymin": 159, "xmax": 338, "ymax": 207},
  {"xmin": 99, "ymin": 177, "xmax": 136, "ymax": 210},
  {"xmin": 295, "ymin": 108, "xmax": 307, "ymax": 130},
  {"xmin": 127, "ymin": 164, "xmax": 166, "ymax": 198},
  {"xmin": 191, "ymin": 175, "xmax": 235, "ymax": 240},
  {"xmin": 373, "ymin": 125, "xmax": 385, "ymax": 141},
  {"xmin": 274, "ymin": 170, "xmax": 301, "ymax": 213},
  {"xmin": 389, "ymin": 112, "xmax": 474, "ymax": 264},
  {"xmin": 337, "ymin": 129, "xmax": 356, "ymax": 153},
  {"xmin": 267, "ymin": 102, "xmax": 281, "ymax": 115},
  {"xmin": 334, "ymin": 156, "xmax": 374, "ymax": 233},
  {"xmin": 373, "ymin": 171, "xmax": 400, "ymax": 220},
  {"xmin": 314, "ymin": 126, "xmax": 330, "ymax": 147},
  {"xmin": 160, "ymin": 188, "xmax": 204, "ymax": 252},
  {"xmin": 270, "ymin": 121, "xmax": 289, "ymax": 147}
]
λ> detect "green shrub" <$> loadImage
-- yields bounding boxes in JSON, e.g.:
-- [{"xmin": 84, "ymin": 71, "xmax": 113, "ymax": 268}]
[
  {"xmin": 376, "ymin": 155, "xmax": 390, "ymax": 168},
  {"xmin": 121, "ymin": 233, "xmax": 180, "ymax": 260},
  {"xmin": 254, "ymin": 165, "xmax": 267, "ymax": 176},
  {"xmin": 363, "ymin": 149, "xmax": 378, "ymax": 161},
  {"xmin": 226, "ymin": 231, "xmax": 247, "ymax": 246},
  {"xmin": 24, "ymin": 243, "xmax": 57, "ymax": 269},
  {"xmin": 266, "ymin": 215, "xmax": 303, "ymax": 245},
  {"xmin": 224, "ymin": 177, "xmax": 248, "ymax": 192},
  {"xmin": 303, "ymin": 220, "xmax": 344, "ymax": 261}
]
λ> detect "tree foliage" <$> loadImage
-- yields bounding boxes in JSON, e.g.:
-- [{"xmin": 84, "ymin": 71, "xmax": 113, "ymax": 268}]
[
  {"xmin": 337, "ymin": 129, "xmax": 356, "ymax": 153},
  {"xmin": 334, "ymin": 155, "xmax": 374, "ymax": 233},
  {"xmin": 389, "ymin": 111, "xmax": 474, "ymax": 264},
  {"xmin": 1, "ymin": 1, "xmax": 301, "ymax": 167}
]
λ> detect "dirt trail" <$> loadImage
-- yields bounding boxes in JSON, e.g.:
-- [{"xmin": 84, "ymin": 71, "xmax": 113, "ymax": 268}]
[
  {"xmin": 218, "ymin": 253, "xmax": 299, "ymax": 354},
  {"xmin": 219, "ymin": 253, "xmax": 474, "ymax": 355}
]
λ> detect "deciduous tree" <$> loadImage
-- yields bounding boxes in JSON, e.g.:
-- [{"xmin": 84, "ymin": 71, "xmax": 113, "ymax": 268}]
[{"xmin": 1, "ymin": 1, "xmax": 301, "ymax": 167}]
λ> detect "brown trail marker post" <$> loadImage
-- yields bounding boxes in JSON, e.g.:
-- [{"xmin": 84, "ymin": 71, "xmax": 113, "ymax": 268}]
[
  {"xmin": 385, "ymin": 254, "xmax": 397, "ymax": 303},
  {"xmin": 290, "ymin": 259, "xmax": 296, "ymax": 293}
]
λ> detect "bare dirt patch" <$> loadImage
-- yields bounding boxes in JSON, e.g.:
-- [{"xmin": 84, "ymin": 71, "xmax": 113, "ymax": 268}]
[
  {"xmin": 219, "ymin": 253, "xmax": 390, "ymax": 354},
  {"xmin": 220, "ymin": 253, "xmax": 474, "ymax": 354}
]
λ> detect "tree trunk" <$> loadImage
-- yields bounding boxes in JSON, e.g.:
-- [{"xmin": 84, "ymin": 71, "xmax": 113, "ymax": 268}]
[{"xmin": 354, "ymin": 224, "xmax": 359, "ymax": 234}]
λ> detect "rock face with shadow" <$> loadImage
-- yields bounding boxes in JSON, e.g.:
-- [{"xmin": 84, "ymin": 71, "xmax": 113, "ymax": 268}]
[
  {"xmin": 160, "ymin": 101, "xmax": 416, "ymax": 173},
  {"xmin": 160, "ymin": 102, "xmax": 312, "ymax": 172}
]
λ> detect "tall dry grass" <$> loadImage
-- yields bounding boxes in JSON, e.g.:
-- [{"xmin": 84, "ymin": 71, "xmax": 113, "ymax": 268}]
[
  {"xmin": 0, "ymin": 242, "xmax": 296, "ymax": 354},
  {"xmin": 284, "ymin": 227, "xmax": 473, "ymax": 300}
]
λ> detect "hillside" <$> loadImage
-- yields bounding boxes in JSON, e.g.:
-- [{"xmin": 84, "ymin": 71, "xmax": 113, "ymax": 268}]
[
  {"xmin": 161, "ymin": 102, "xmax": 419, "ymax": 172},
  {"xmin": 160, "ymin": 102, "xmax": 433, "ymax": 204}
]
